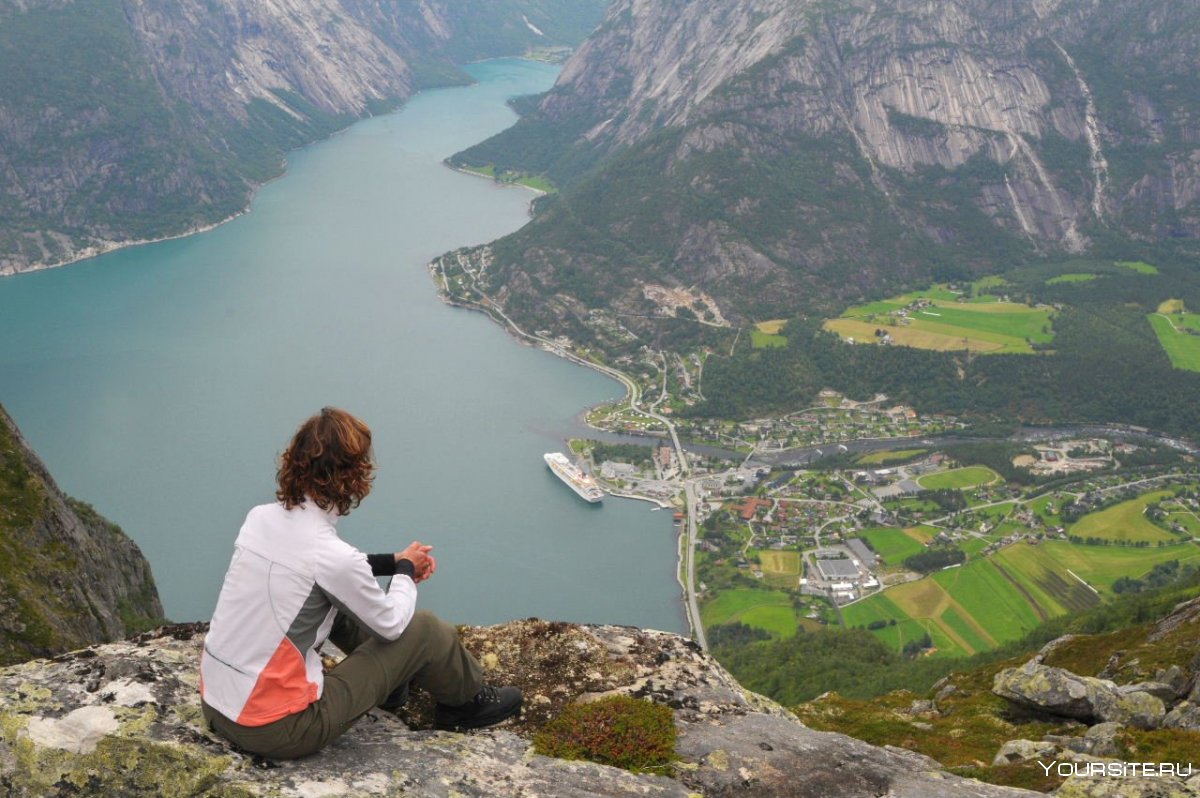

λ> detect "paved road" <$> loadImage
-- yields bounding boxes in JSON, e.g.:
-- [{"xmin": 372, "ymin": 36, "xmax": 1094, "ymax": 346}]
[{"xmin": 683, "ymin": 481, "xmax": 707, "ymax": 651}]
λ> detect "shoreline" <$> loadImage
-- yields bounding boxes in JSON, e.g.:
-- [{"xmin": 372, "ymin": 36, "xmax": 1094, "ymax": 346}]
[
  {"xmin": 445, "ymin": 162, "xmax": 549, "ymax": 198},
  {"xmin": 432, "ymin": 267, "xmax": 702, "ymax": 638},
  {"xmin": 0, "ymin": 211, "xmax": 249, "ymax": 278},
  {"xmin": 0, "ymin": 54, "xmax": 562, "ymax": 278}
]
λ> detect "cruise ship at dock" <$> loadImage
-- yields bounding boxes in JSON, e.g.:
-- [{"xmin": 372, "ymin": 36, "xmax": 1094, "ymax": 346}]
[{"xmin": 544, "ymin": 452, "xmax": 604, "ymax": 503}]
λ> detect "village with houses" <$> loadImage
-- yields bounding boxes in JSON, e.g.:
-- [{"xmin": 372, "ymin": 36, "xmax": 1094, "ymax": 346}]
[{"xmin": 568, "ymin": 392, "xmax": 1200, "ymax": 657}]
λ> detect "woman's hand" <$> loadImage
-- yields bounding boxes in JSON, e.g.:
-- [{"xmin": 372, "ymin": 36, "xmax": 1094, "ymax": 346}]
[{"xmin": 397, "ymin": 541, "xmax": 436, "ymax": 583}]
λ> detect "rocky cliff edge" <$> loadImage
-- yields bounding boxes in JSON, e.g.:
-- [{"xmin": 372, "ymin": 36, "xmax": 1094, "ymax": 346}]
[{"xmin": 0, "ymin": 619, "xmax": 1035, "ymax": 797}]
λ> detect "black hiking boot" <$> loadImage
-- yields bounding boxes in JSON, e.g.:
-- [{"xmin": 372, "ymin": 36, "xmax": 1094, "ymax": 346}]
[
  {"xmin": 380, "ymin": 681, "xmax": 410, "ymax": 711},
  {"xmin": 433, "ymin": 685, "xmax": 522, "ymax": 731}
]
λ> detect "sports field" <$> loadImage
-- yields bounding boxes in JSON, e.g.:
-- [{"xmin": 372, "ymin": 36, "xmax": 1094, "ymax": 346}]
[
  {"xmin": 846, "ymin": 539, "xmax": 1200, "ymax": 656},
  {"xmin": 701, "ymin": 588, "xmax": 799, "ymax": 639},
  {"xmin": 1149, "ymin": 312, "xmax": 1200, "ymax": 372},
  {"xmin": 1070, "ymin": 490, "xmax": 1178, "ymax": 544},
  {"xmin": 825, "ymin": 285, "xmax": 1054, "ymax": 355},
  {"xmin": 917, "ymin": 466, "xmax": 1000, "ymax": 491}
]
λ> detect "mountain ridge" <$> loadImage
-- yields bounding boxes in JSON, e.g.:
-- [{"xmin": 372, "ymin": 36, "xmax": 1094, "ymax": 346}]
[{"xmin": 452, "ymin": 0, "xmax": 1200, "ymax": 333}]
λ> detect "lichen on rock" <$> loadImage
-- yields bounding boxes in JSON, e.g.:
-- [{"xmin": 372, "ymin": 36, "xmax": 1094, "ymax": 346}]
[{"xmin": 0, "ymin": 621, "xmax": 1042, "ymax": 797}]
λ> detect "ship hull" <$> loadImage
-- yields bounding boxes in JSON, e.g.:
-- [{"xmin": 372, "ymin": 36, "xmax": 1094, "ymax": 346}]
[{"xmin": 544, "ymin": 453, "xmax": 604, "ymax": 503}]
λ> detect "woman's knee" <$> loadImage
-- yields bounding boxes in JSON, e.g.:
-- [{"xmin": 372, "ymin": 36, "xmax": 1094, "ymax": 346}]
[{"xmin": 406, "ymin": 609, "xmax": 449, "ymax": 640}]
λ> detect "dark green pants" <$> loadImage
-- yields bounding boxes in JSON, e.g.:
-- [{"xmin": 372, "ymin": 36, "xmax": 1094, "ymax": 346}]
[{"xmin": 202, "ymin": 610, "xmax": 484, "ymax": 759}]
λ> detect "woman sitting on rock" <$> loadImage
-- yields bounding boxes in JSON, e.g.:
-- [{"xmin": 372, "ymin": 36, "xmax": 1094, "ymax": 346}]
[{"xmin": 200, "ymin": 407, "xmax": 521, "ymax": 758}]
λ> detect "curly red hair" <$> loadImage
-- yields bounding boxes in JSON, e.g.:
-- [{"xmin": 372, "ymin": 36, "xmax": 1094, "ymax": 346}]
[{"xmin": 276, "ymin": 407, "xmax": 374, "ymax": 516}]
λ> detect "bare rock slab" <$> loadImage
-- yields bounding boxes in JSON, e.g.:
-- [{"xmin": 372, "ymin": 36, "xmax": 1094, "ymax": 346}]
[{"xmin": 0, "ymin": 622, "xmax": 1040, "ymax": 797}]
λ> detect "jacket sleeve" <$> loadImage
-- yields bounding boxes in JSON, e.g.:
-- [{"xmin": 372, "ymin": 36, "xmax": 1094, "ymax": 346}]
[{"xmin": 315, "ymin": 542, "xmax": 417, "ymax": 642}]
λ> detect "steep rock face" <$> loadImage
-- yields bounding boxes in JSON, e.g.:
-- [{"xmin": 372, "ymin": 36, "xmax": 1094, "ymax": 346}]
[
  {"xmin": 0, "ymin": 405, "xmax": 163, "ymax": 666},
  {"xmin": 454, "ymin": 0, "xmax": 1200, "ymax": 334},
  {"xmin": 0, "ymin": 0, "xmax": 605, "ymax": 274},
  {"xmin": 0, "ymin": 620, "xmax": 1037, "ymax": 797}
]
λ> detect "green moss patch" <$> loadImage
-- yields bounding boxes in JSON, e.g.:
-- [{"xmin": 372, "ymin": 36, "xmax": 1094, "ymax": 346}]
[{"xmin": 534, "ymin": 695, "xmax": 677, "ymax": 774}]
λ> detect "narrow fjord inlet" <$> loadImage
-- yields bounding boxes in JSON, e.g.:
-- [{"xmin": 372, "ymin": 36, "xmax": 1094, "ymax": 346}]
[{"xmin": 0, "ymin": 59, "xmax": 685, "ymax": 634}]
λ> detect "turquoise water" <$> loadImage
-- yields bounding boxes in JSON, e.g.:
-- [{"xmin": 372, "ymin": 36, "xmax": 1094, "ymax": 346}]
[{"xmin": 0, "ymin": 60, "xmax": 685, "ymax": 634}]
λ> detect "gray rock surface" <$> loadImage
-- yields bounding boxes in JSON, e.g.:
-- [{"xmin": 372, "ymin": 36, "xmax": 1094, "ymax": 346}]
[
  {"xmin": 994, "ymin": 738, "xmax": 1060, "ymax": 766},
  {"xmin": 1163, "ymin": 702, "xmax": 1200, "ymax": 731},
  {"xmin": 0, "ymin": 621, "xmax": 1038, "ymax": 797},
  {"xmin": 993, "ymin": 662, "xmax": 1167, "ymax": 728},
  {"xmin": 1055, "ymin": 774, "xmax": 1200, "ymax": 797}
]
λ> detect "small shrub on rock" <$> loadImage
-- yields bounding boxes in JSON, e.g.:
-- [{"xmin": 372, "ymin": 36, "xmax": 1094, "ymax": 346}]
[{"xmin": 533, "ymin": 695, "xmax": 677, "ymax": 773}]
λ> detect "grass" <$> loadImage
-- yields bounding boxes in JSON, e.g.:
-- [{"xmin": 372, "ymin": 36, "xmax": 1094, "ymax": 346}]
[
  {"xmin": 458, "ymin": 163, "xmax": 557, "ymax": 193},
  {"xmin": 1157, "ymin": 298, "xmax": 1185, "ymax": 314},
  {"xmin": 961, "ymin": 537, "xmax": 991, "ymax": 558},
  {"xmin": 857, "ymin": 448, "xmax": 927, "ymax": 466},
  {"xmin": 1030, "ymin": 494, "xmax": 1065, "ymax": 526},
  {"xmin": 971, "ymin": 275, "xmax": 1008, "ymax": 294},
  {"xmin": 849, "ymin": 556, "xmax": 1048, "ymax": 656},
  {"xmin": 843, "ymin": 538, "xmax": 1200, "ymax": 658},
  {"xmin": 758, "ymin": 550, "xmax": 802, "ymax": 575},
  {"xmin": 1046, "ymin": 273, "xmax": 1098, "ymax": 284},
  {"xmin": 825, "ymin": 318, "xmax": 1005, "ymax": 352},
  {"xmin": 756, "ymin": 549, "xmax": 802, "ymax": 588},
  {"xmin": 917, "ymin": 466, "xmax": 1000, "ymax": 491},
  {"xmin": 1149, "ymin": 312, "xmax": 1200, "ymax": 372},
  {"xmin": 858, "ymin": 527, "xmax": 926, "ymax": 566},
  {"xmin": 826, "ymin": 285, "xmax": 1054, "ymax": 355},
  {"xmin": 1165, "ymin": 511, "xmax": 1200, "ymax": 536},
  {"xmin": 755, "ymin": 319, "xmax": 787, "ymax": 334},
  {"xmin": 996, "ymin": 540, "xmax": 1200, "ymax": 594},
  {"xmin": 701, "ymin": 587, "xmax": 798, "ymax": 638},
  {"xmin": 750, "ymin": 329, "xmax": 788, "ymax": 348},
  {"xmin": 1070, "ymin": 490, "xmax": 1179, "ymax": 544},
  {"xmin": 974, "ymin": 502, "xmax": 1016, "ymax": 523},
  {"xmin": 907, "ymin": 525, "xmax": 939, "ymax": 543},
  {"xmin": 1118, "ymin": 260, "xmax": 1159, "ymax": 275}
]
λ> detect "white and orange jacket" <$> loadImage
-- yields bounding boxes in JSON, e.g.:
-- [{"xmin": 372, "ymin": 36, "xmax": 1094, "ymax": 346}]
[{"xmin": 200, "ymin": 500, "xmax": 417, "ymax": 726}]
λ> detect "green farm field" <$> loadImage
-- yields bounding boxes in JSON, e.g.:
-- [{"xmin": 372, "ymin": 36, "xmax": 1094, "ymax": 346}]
[
  {"xmin": 917, "ymin": 466, "xmax": 1000, "ymax": 490},
  {"xmin": 826, "ymin": 285, "xmax": 1054, "ymax": 355},
  {"xmin": 1070, "ymin": 490, "xmax": 1178, "ymax": 544},
  {"xmin": 701, "ymin": 588, "xmax": 799, "ymax": 639},
  {"xmin": 857, "ymin": 448, "xmax": 927, "ymax": 465},
  {"xmin": 858, "ymin": 527, "xmax": 926, "ymax": 566},
  {"xmin": 842, "ymin": 592, "xmax": 957, "ymax": 655},
  {"xmin": 1118, "ymin": 260, "xmax": 1159, "ymax": 275},
  {"xmin": 846, "ymin": 539, "xmax": 1200, "ymax": 656},
  {"xmin": 998, "ymin": 540, "xmax": 1200, "ymax": 593},
  {"xmin": 755, "ymin": 549, "xmax": 802, "ymax": 588},
  {"xmin": 1149, "ymin": 312, "xmax": 1200, "ymax": 372},
  {"xmin": 751, "ymin": 329, "xmax": 788, "ymax": 348}
]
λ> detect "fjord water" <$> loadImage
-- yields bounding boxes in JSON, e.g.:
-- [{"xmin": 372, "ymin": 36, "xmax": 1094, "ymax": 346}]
[{"xmin": 0, "ymin": 60, "xmax": 685, "ymax": 633}]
